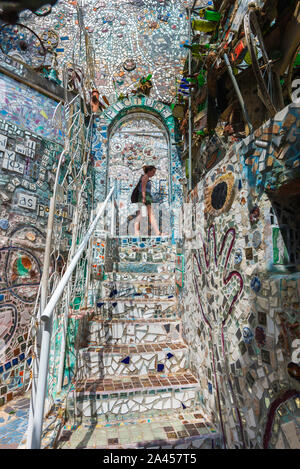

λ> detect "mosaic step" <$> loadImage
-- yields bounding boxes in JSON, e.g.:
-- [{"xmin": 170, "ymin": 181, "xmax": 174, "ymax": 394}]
[
  {"xmin": 68, "ymin": 401, "xmax": 206, "ymax": 426},
  {"xmin": 113, "ymin": 262, "xmax": 174, "ymax": 274},
  {"xmin": 96, "ymin": 298, "xmax": 178, "ymax": 319},
  {"xmin": 56, "ymin": 408, "xmax": 221, "ymax": 449},
  {"xmin": 77, "ymin": 342, "xmax": 188, "ymax": 379},
  {"xmin": 86, "ymin": 318, "xmax": 182, "ymax": 345},
  {"xmin": 103, "ymin": 237, "xmax": 175, "ymax": 266},
  {"xmin": 71, "ymin": 372, "xmax": 201, "ymax": 419},
  {"xmin": 116, "ymin": 237, "xmax": 173, "ymax": 248},
  {"xmin": 118, "ymin": 243, "xmax": 175, "ymax": 254},
  {"xmin": 101, "ymin": 280, "xmax": 176, "ymax": 300},
  {"xmin": 117, "ymin": 237, "xmax": 174, "ymax": 249},
  {"xmin": 104, "ymin": 271, "xmax": 175, "ymax": 283},
  {"xmin": 116, "ymin": 247, "xmax": 176, "ymax": 264}
]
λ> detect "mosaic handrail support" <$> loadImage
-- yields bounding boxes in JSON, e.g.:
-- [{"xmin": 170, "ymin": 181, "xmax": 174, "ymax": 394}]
[{"xmin": 27, "ymin": 185, "xmax": 115, "ymax": 449}]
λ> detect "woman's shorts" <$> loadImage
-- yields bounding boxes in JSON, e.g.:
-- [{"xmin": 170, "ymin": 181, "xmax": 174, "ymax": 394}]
[{"xmin": 138, "ymin": 193, "xmax": 153, "ymax": 206}]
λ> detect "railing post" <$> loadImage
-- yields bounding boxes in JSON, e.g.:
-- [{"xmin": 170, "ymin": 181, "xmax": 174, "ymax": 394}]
[{"xmin": 29, "ymin": 317, "xmax": 52, "ymax": 449}]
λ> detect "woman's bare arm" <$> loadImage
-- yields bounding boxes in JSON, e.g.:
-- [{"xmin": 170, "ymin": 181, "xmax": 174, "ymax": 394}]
[{"xmin": 141, "ymin": 175, "xmax": 148, "ymax": 203}]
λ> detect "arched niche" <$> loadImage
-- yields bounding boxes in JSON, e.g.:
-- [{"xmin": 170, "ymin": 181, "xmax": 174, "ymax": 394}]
[{"xmin": 92, "ymin": 96, "xmax": 183, "ymax": 240}]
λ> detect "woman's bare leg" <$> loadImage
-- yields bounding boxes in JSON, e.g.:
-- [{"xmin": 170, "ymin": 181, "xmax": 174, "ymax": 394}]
[
  {"xmin": 134, "ymin": 210, "xmax": 141, "ymax": 236},
  {"xmin": 147, "ymin": 205, "xmax": 160, "ymax": 236}
]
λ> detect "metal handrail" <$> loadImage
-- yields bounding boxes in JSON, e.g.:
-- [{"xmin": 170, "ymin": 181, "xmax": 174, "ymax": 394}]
[{"xmin": 27, "ymin": 185, "xmax": 115, "ymax": 449}]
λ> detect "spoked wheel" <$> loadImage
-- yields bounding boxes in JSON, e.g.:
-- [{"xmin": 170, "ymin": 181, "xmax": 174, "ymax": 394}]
[
  {"xmin": 0, "ymin": 23, "xmax": 46, "ymax": 69},
  {"xmin": 244, "ymin": 9, "xmax": 282, "ymax": 116},
  {"xmin": 286, "ymin": 43, "xmax": 300, "ymax": 102}
]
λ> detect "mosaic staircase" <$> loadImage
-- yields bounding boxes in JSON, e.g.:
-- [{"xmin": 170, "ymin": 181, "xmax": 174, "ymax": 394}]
[{"xmin": 56, "ymin": 237, "xmax": 221, "ymax": 449}]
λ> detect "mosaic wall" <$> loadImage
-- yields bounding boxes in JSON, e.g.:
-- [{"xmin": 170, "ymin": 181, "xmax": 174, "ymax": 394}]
[
  {"xmin": 0, "ymin": 73, "xmax": 64, "ymax": 144},
  {"xmin": 182, "ymin": 102, "xmax": 300, "ymax": 449},
  {"xmin": 17, "ymin": 0, "xmax": 189, "ymax": 103},
  {"xmin": 0, "ymin": 73, "xmax": 69, "ymax": 406}
]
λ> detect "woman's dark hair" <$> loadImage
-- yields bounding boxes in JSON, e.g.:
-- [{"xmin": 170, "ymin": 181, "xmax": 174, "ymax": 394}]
[{"xmin": 143, "ymin": 165, "xmax": 156, "ymax": 174}]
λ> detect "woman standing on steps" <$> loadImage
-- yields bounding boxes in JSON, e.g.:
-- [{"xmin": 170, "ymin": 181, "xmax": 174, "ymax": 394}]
[{"xmin": 133, "ymin": 164, "xmax": 163, "ymax": 237}]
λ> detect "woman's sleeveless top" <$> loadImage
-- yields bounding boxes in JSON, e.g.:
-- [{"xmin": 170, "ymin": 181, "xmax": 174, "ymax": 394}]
[{"xmin": 139, "ymin": 176, "xmax": 151, "ymax": 195}]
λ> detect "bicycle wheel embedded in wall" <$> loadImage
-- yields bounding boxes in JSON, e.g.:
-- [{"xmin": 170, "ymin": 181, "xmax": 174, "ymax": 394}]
[
  {"xmin": 286, "ymin": 43, "xmax": 300, "ymax": 103},
  {"xmin": 0, "ymin": 23, "xmax": 46, "ymax": 69},
  {"xmin": 244, "ymin": 9, "xmax": 282, "ymax": 117}
]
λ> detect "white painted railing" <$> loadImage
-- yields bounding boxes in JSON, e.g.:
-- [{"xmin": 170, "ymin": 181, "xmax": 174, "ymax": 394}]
[{"xmin": 27, "ymin": 185, "xmax": 115, "ymax": 449}]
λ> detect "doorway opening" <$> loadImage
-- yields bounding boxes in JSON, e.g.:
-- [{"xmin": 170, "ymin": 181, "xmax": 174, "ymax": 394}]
[{"xmin": 107, "ymin": 112, "xmax": 171, "ymax": 237}]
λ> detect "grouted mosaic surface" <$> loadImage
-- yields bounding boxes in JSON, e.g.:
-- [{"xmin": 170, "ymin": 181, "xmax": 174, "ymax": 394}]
[
  {"xmin": 0, "ymin": 95, "xmax": 66, "ymax": 405},
  {"xmin": 77, "ymin": 342, "xmax": 188, "ymax": 378},
  {"xmin": 0, "ymin": 73, "xmax": 64, "ymax": 144},
  {"xmin": 56, "ymin": 236, "xmax": 220, "ymax": 448},
  {"xmin": 0, "ymin": 392, "xmax": 30, "ymax": 448},
  {"xmin": 17, "ymin": 0, "xmax": 189, "ymax": 103},
  {"xmin": 86, "ymin": 318, "xmax": 182, "ymax": 345},
  {"xmin": 182, "ymin": 102, "xmax": 300, "ymax": 449},
  {"xmin": 56, "ymin": 408, "xmax": 220, "ymax": 449},
  {"xmin": 0, "ymin": 71, "xmax": 90, "ymax": 409}
]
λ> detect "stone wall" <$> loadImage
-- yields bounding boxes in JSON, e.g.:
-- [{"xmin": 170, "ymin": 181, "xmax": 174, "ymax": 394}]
[{"xmin": 182, "ymin": 103, "xmax": 300, "ymax": 449}]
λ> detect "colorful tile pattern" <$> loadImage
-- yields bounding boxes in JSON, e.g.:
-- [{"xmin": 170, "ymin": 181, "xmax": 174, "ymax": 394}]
[
  {"xmin": 182, "ymin": 102, "xmax": 300, "ymax": 449},
  {"xmin": 18, "ymin": 0, "xmax": 189, "ymax": 103},
  {"xmin": 0, "ymin": 73, "xmax": 64, "ymax": 144}
]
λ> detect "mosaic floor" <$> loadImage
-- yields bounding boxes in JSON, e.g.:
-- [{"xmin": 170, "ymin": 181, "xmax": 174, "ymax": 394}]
[
  {"xmin": 56, "ymin": 408, "xmax": 220, "ymax": 449},
  {"xmin": 80, "ymin": 342, "xmax": 187, "ymax": 354},
  {"xmin": 0, "ymin": 392, "xmax": 30, "ymax": 449}
]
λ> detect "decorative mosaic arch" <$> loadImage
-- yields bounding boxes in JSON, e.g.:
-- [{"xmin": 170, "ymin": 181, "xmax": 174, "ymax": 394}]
[{"xmin": 92, "ymin": 96, "xmax": 184, "ymax": 240}]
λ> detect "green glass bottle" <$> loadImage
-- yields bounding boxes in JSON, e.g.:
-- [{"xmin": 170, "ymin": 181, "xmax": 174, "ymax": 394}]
[
  {"xmin": 204, "ymin": 10, "xmax": 221, "ymax": 22},
  {"xmin": 192, "ymin": 19, "xmax": 217, "ymax": 33}
]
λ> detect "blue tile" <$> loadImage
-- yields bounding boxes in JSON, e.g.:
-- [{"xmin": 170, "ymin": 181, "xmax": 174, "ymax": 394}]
[{"xmin": 121, "ymin": 356, "xmax": 130, "ymax": 365}]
